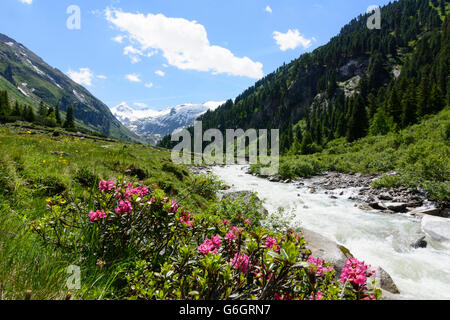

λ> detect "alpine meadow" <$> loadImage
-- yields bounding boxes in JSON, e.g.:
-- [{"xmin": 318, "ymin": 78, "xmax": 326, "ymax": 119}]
[{"xmin": 0, "ymin": 0, "xmax": 449, "ymax": 308}]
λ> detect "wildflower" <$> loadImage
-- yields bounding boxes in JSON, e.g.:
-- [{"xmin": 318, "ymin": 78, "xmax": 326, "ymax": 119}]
[
  {"xmin": 225, "ymin": 230, "xmax": 237, "ymax": 242},
  {"xmin": 197, "ymin": 236, "xmax": 221, "ymax": 255},
  {"xmin": 310, "ymin": 291, "xmax": 323, "ymax": 300},
  {"xmin": 230, "ymin": 252, "xmax": 251, "ymax": 273},
  {"xmin": 168, "ymin": 200, "xmax": 179, "ymax": 213},
  {"xmin": 265, "ymin": 236, "xmax": 279, "ymax": 253},
  {"xmin": 180, "ymin": 210, "xmax": 194, "ymax": 228},
  {"xmin": 244, "ymin": 219, "xmax": 251, "ymax": 226},
  {"xmin": 274, "ymin": 293, "xmax": 292, "ymax": 300},
  {"xmin": 99, "ymin": 179, "xmax": 116, "ymax": 192},
  {"xmin": 221, "ymin": 220, "xmax": 230, "ymax": 226},
  {"xmin": 115, "ymin": 200, "xmax": 133, "ymax": 214},
  {"xmin": 89, "ymin": 210, "xmax": 107, "ymax": 222},
  {"xmin": 307, "ymin": 256, "xmax": 324, "ymax": 276},
  {"xmin": 340, "ymin": 258, "xmax": 376, "ymax": 287}
]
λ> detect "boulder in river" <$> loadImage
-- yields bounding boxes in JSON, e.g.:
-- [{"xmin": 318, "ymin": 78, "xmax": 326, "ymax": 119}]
[
  {"xmin": 375, "ymin": 267, "xmax": 400, "ymax": 294},
  {"xmin": 302, "ymin": 229, "xmax": 350, "ymax": 274},
  {"xmin": 422, "ymin": 215, "xmax": 450, "ymax": 242},
  {"xmin": 411, "ymin": 236, "xmax": 427, "ymax": 249}
]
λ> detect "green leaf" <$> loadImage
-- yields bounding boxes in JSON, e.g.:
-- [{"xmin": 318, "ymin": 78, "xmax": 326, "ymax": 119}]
[{"xmin": 267, "ymin": 251, "xmax": 283, "ymax": 260}]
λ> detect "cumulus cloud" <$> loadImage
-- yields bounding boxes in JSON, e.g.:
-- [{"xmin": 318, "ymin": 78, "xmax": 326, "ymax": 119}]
[
  {"xmin": 96, "ymin": 75, "xmax": 107, "ymax": 79},
  {"xmin": 68, "ymin": 68, "xmax": 94, "ymax": 86},
  {"xmin": 265, "ymin": 6, "xmax": 272, "ymax": 14},
  {"xmin": 273, "ymin": 29, "xmax": 313, "ymax": 51},
  {"xmin": 105, "ymin": 8, "xmax": 264, "ymax": 79},
  {"xmin": 125, "ymin": 74, "xmax": 141, "ymax": 82},
  {"xmin": 145, "ymin": 82, "xmax": 154, "ymax": 88},
  {"xmin": 19, "ymin": 0, "xmax": 32, "ymax": 4},
  {"xmin": 155, "ymin": 70, "xmax": 165, "ymax": 77}
]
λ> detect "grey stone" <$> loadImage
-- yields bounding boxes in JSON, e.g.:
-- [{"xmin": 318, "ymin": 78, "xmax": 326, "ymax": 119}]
[{"xmin": 375, "ymin": 267, "xmax": 400, "ymax": 294}]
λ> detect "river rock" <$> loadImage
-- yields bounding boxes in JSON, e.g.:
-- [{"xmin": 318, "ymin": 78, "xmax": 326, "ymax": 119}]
[
  {"xmin": 422, "ymin": 215, "xmax": 450, "ymax": 242},
  {"xmin": 369, "ymin": 202, "xmax": 386, "ymax": 210},
  {"xmin": 385, "ymin": 202, "xmax": 408, "ymax": 213},
  {"xmin": 375, "ymin": 267, "xmax": 400, "ymax": 294},
  {"xmin": 410, "ymin": 208, "xmax": 443, "ymax": 218},
  {"xmin": 411, "ymin": 236, "xmax": 427, "ymax": 249},
  {"xmin": 358, "ymin": 204, "xmax": 374, "ymax": 211},
  {"xmin": 302, "ymin": 229, "xmax": 350, "ymax": 273}
]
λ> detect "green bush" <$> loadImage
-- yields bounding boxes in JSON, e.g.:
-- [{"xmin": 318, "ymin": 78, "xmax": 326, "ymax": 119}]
[{"xmin": 31, "ymin": 179, "xmax": 381, "ymax": 300}]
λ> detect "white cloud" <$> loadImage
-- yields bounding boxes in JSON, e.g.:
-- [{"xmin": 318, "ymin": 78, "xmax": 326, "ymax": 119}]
[
  {"xmin": 162, "ymin": 64, "xmax": 168, "ymax": 68},
  {"xmin": 112, "ymin": 35, "xmax": 125, "ymax": 43},
  {"xmin": 145, "ymin": 82, "xmax": 154, "ymax": 88},
  {"xmin": 134, "ymin": 102, "xmax": 148, "ymax": 108},
  {"xmin": 273, "ymin": 29, "xmax": 313, "ymax": 51},
  {"xmin": 125, "ymin": 74, "xmax": 141, "ymax": 82},
  {"xmin": 67, "ymin": 68, "xmax": 94, "ymax": 86},
  {"xmin": 265, "ymin": 6, "xmax": 272, "ymax": 14},
  {"xmin": 19, "ymin": 0, "xmax": 32, "ymax": 4},
  {"xmin": 105, "ymin": 8, "xmax": 263, "ymax": 79},
  {"xmin": 96, "ymin": 75, "xmax": 107, "ymax": 79},
  {"xmin": 155, "ymin": 70, "xmax": 165, "ymax": 77}
]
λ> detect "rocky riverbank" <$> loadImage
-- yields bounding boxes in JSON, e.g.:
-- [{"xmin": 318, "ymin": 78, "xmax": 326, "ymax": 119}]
[{"xmin": 252, "ymin": 170, "xmax": 449, "ymax": 219}]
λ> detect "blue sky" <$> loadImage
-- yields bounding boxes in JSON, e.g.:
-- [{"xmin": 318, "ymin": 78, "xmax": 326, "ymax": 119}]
[{"xmin": 1, "ymin": 0, "xmax": 392, "ymax": 110}]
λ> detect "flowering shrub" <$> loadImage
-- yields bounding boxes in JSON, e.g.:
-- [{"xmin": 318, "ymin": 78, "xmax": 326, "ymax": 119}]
[{"xmin": 31, "ymin": 179, "xmax": 381, "ymax": 300}]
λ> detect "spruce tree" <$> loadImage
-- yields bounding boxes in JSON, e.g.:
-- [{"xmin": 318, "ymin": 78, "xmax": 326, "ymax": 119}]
[
  {"xmin": 401, "ymin": 90, "xmax": 417, "ymax": 128},
  {"xmin": 11, "ymin": 101, "xmax": 21, "ymax": 117},
  {"xmin": 38, "ymin": 101, "xmax": 47, "ymax": 117},
  {"xmin": 346, "ymin": 95, "xmax": 368, "ymax": 142},
  {"xmin": 55, "ymin": 104, "xmax": 61, "ymax": 125},
  {"xmin": 64, "ymin": 105, "xmax": 75, "ymax": 129}
]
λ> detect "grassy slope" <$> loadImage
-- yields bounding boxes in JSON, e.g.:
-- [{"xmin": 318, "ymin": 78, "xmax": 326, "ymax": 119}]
[
  {"xmin": 252, "ymin": 107, "xmax": 450, "ymax": 204},
  {"xmin": 0, "ymin": 123, "xmax": 216, "ymax": 299}
]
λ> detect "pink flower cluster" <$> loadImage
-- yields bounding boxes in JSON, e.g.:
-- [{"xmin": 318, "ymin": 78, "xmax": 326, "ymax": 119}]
[
  {"xmin": 198, "ymin": 236, "xmax": 221, "ymax": 255},
  {"xmin": 230, "ymin": 252, "xmax": 251, "ymax": 273},
  {"xmin": 274, "ymin": 293, "xmax": 292, "ymax": 300},
  {"xmin": 169, "ymin": 201, "xmax": 179, "ymax": 213},
  {"xmin": 307, "ymin": 256, "xmax": 334, "ymax": 276},
  {"xmin": 225, "ymin": 227, "xmax": 240, "ymax": 243},
  {"xmin": 265, "ymin": 236, "xmax": 280, "ymax": 253},
  {"xmin": 340, "ymin": 258, "xmax": 376, "ymax": 286},
  {"xmin": 99, "ymin": 180, "xmax": 116, "ymax": 192},
  {"xmin": 310, "ymin": 291, "xmax": 323, "ymax": 300},
  {"xmin": 117, "ymin": 183, "xmax": 149, "ymax": 200},
  {"xmin": 180, "ymin": 210, "xmax": 194, "ymax": 228},
  {"xmin": 89, "ymin": 209, "xmax": 107, "ymax": 222},
  {"xmin": 115, "ymin": 200, "xmax": 133, "ymax": 214}
]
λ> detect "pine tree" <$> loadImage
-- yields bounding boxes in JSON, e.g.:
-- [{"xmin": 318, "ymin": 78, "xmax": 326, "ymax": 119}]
[
  {"xmin": 370, "ymin": 108, "xmax": 394, "ymax": 136},
  {"xmin": 417, "ymin": 75, "xmax": 431, "ymax": 117},
  {"xmin": 346, "ymin": 95, "xmax": 368, "ymax": 142},
  {"xmin": 38, "ymin": 101, "xmax": 47, "ymax": 117},
  {"xmin": 401, "ymin": 85, "xmax": 417, "ymax": 128},
  {"xmin": 430, "ymin": 84, "xmax": 445, "ymax": 113},
  {"xmin": 64, "ymin": 105, "xmax": 75, "ymax": 129},
  {"xmin": 387, "ymin": 86, "xmax": 402, "ymax": 124},
  {"xmin": 300, "ymin": 131, "xmax": 313, "ymax": 155},
  {"xmin": 24, "ymin": 106, "xmax": 35, "ymax": 123},
  {"xmin": 11, "ymin": 101, "xmax": 21, "ymax": 117},
  {"xmin": 55, "ymin": 104, "xmax": 61, "ymax": 125},
  {"xmin": 0, "ymin": 91, "xmax": 11, "ymax": 116}
]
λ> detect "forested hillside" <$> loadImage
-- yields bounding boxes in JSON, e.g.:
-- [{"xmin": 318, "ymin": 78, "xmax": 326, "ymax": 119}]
[{"xmin": 159, "ymin": 0, "xmax": 449, "ymax": 154}]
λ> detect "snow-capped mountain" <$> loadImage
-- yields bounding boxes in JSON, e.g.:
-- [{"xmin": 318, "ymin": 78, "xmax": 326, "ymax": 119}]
[{"xmin": 111, "ymin": 101, "xmax": 225, "ymax": 144}]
